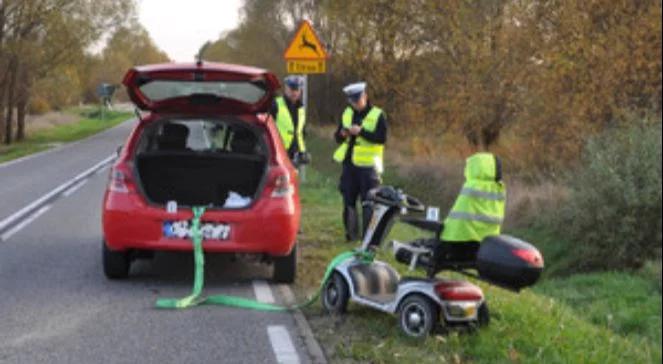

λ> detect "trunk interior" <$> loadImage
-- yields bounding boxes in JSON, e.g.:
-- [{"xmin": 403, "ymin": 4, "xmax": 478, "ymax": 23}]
[{"xmin": 133, "ymin": 118, "xmax": 268, "ymax": 208}]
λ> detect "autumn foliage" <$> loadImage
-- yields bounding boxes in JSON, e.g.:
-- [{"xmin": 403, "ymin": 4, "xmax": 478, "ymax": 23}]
[
  {"xmin": 205, "ymin": 0, "xmax": 662, "ymax": 270},
  {"xmin": 205, "ymin": 0, "xmax": 661, "ymax": 172},
  {"xmin": 0, "ymin": 0, "xmax": 169, "ymax": 145}
]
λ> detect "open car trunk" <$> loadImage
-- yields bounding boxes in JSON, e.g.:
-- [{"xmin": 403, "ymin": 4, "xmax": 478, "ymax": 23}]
[{"xmin": 133, "ymin": 118, "xmax": 268, "ymax": 208}]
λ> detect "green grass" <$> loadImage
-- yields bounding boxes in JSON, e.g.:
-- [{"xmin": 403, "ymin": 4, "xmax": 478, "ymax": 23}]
[
  {"xmin": 294, "ymin": 132, "xmax": 662, "ymax": 363},
  {"xmin": 535, "ymin": 272, "xmax": 662, "ymax": 344},
  {"xmin": 0, "ymin": 108, "xmax": 132, "ymax": 164}
]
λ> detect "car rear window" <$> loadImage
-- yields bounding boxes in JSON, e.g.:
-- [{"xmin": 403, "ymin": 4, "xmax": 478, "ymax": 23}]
[
  {"xmin": 139, "ymin": 81, "xmax": 266, "ymax": 104},
  {"xmin": 135, "ymin": 119, "xmax": 267, "ymax": 156}
]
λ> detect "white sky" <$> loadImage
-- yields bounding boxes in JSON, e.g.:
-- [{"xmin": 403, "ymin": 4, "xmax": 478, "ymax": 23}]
[{"xmin": 138, "ymin": 0, "xmax": 244, "ymax": 62}]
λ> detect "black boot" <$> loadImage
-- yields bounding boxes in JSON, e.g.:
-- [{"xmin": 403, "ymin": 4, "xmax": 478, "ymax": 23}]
[{"xmin": 343, "ymin": 206, "xmax": 359, "ymax": 242}]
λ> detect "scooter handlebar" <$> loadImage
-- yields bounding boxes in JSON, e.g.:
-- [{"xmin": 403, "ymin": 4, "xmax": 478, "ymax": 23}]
[
  {"xmin": 403, "ymin": 195, "xmax": 425, "ymax": 212},
  {"xmin": 368, "ymin": 186, "xmax": 425, "ymax": 212}
]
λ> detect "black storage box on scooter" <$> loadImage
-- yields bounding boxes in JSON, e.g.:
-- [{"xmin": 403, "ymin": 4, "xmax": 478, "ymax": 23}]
[{"xmin": 476, "ymin": 235, "xmax": 544, "ymax": 291}]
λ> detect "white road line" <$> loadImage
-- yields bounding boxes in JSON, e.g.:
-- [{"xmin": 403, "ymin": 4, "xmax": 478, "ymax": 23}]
[
  {"xmin": 277, "ymin": 284, "xmax": 327, "ymax": 364},
  {"xmin": 0, "ymin": 205, "xmax": 51, "ymax": 242},
  {"xmin": 95, "ymin": 164, "xmax": 111, "ymax": 175},
  {"xmin": 267, "ymin": 325, "xmax": 301, "ymax": 364},
  {"xmin": 63, "ymin": 179, "xmax": 88, "ymax": 197},
  {"xmin": 0, "ymin": 118, "xmax": 134, "ymax": 170},
  {"xmin": 253, "ymin": 280, "xmax": 275, "ymax": 304},
  {"xmin": 0, "ymin": 154, "xmax": 115, "ymax": 240}
]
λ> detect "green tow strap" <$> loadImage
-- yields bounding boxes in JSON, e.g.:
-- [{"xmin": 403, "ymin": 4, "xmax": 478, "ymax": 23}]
[{"xmin": 155, "ymin": 206, "xmax": 373, "ymax": 311}]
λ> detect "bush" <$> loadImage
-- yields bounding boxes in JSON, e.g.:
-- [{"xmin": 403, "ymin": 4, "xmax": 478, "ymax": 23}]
[
  {"xmin": 552, "ymin": 120, "xmax": 662, "ymax": 270},
  {"xmin": 29, "ymin": 96, "xmax": 51, "ymax": 115}
]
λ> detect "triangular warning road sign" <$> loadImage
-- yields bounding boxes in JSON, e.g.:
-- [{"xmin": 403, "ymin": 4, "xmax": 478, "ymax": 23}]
[{"xmin": 284, "ymin": 20, "xmax": 329, "ymax": 60}]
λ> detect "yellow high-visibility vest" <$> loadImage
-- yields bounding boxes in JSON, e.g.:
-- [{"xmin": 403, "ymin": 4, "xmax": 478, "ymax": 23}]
[
  {"xmin": 275, "ymin": 96, "xmax": 306, "ymax": 152},
  {"xmin": 441, "ymin": 153, "xmax": 506, "ymax": 242},
  {"xmin": 333, "ymin": 106, "xmax": 384, "ymax": 172}
]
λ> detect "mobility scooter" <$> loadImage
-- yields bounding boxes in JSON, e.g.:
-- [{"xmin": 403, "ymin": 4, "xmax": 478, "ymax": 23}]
[{"xmin": 321, "ymin": 186, "xmax": 544, "ymax": 338}]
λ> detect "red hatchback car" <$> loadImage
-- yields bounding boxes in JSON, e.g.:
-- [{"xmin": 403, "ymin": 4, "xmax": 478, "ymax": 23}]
[{"xmin": 102, "ymin": 62, "xmax": 300, "ymax": 282}]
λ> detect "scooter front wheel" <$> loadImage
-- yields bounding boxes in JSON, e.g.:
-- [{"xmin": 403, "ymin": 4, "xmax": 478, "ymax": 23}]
[
  {"xmin": 398, "ymin": 294, "xmax": 439, "ymax": 338},
  {"xmin": 322, "ymin": 272, "xmax": 350, "ymax": 314}
]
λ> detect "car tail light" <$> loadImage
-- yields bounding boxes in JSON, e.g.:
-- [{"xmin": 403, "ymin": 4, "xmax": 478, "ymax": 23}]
[
  {"xmin": 270, "ymin": 168, "xmax": 293, "ymax": 198},
  {"xmin": 513, "ymin": 249, "xmax": 544, "ymax": 268},
  {"xmin": 109, "ymin": 164, "xmax": 136, "ymax": 193},
  {"xmin": 435, "ymin": 281, "xmax": 483, "ymax": 301}
]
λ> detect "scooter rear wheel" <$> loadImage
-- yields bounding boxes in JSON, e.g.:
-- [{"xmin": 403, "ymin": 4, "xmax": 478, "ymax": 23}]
[
  {"xmin": 398, "ymin": 294, "xmax": 439, "ymax": 338},
  {"xmin": 322, "ymin": 272, "xmax": 350, "ymax": 314}
]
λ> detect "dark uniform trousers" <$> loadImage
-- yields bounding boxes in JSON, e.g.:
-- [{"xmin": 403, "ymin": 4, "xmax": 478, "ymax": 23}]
[{"xmin": 339, "ymin": 161, "xmax": 381, "ymax": 241}]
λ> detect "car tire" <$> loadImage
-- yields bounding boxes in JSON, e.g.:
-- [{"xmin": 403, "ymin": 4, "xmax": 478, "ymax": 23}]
[
  {"xmin": 273, "ymin": 244, "xmax": 297, "ymax": 283},
  {"xmin": 398, "ymin": 294, "xmax": 439, "ymax": 338},
  {"xmin": 322, "ymin": 272, "xmax": 350, "ymax": 314},
  {"xmin": 103, "ymin": 240, "xmax": 130, "ymax": 279}
]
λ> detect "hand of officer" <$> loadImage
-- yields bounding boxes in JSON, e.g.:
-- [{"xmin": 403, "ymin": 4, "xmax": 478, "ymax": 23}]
[
  {"xmin": 339, "ymin": 129, "xmax": 349, "ymax": 138},
  {"xmin": 348, "ymin": 125, "xmax": 362, "ymax": 136}
]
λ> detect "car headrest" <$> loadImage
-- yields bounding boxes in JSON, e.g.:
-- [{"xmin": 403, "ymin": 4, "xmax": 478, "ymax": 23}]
[
  {"xmin": 158, "ymin": 123, "xmax": 189, "ymax": 151},
  {"xmin": 230, "ymin": 129, "xmax": 255, "ymax": 154}
]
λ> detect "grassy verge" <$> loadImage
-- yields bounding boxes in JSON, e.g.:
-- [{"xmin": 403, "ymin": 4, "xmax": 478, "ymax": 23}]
[
  {"xmin": 0, "ymin": 108, "xmax": 132, "ymax": 164},
  {"xmin": 294, "ymin": 132, "xmax": 662, "ymax": 363},
  {"xmin": 535, "ymin": 272, "xmax": 662, "ymax": 344}
]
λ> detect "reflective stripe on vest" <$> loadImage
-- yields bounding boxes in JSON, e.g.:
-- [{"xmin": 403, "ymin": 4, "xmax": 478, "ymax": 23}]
[
  {"xmin": 447, "ymin": 211, "xmax": 503, "ymax": 225},
  {"xmin": 332, "ymin": 106, "xmax": 384, "ymax": 170},
  {"xmin": 460, "ymin": 187, "xmax": 505, "ymax": 201},
  {"xmin": 275, "ymin": 96, "xmax": 306, "ymax": 151}
]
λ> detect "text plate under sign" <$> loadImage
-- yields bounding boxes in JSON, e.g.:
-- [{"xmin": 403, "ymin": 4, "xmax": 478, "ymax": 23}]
[{"xmin": 287, "ymin": 60, "xmax": 326, "ymax": 74}]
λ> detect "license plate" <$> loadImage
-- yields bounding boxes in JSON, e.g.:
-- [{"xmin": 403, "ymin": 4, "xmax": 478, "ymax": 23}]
[{"xmin": 163, "ymin": 220, "xmax": 231, "ymax": 240}]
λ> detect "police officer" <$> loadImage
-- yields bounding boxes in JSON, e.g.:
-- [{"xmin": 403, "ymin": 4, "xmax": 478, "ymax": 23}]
[
  {"xmin": 271, "ymin": 75, "xmax": 307, "ymax": 161},
  {"xmin": 333, "ymin": 82, "xmax": 388, "ymax": 241}
]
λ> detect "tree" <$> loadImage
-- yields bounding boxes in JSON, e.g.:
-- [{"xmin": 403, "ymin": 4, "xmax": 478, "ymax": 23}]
[
  {"xmin": 512, "ymin": 0, "xmax": 662, "ymax": 169},
  {"xmin": 82, "ymin": 22, "xmax": 170, "ymax": 102},
  {"xmin": 206, "ymin": 0, "xmax": 290, "ymax": 72},
  {"xmin": 0, "ymin": 0, "xmax": 135, "ymax": 143}
]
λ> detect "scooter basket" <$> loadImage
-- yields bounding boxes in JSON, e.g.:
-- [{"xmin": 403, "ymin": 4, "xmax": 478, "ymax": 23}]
[{"xmin": 476, "ymin": 235, "xmax": 544, "ymax": 291}]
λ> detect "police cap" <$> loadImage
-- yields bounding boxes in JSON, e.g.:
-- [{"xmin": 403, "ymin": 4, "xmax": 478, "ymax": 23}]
[
  {"xmin": 284, "ymin": 75, "xmax": 304, "ymax": 90},
  {"xmin": 342, "ymin": 82, "xmax": 366, "ymax": 102}
]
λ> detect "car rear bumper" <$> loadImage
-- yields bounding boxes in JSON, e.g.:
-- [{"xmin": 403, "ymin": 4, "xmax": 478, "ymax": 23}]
[{"xmin": 102, "ymin": 191, "xmax": 299, "ymax": 256}]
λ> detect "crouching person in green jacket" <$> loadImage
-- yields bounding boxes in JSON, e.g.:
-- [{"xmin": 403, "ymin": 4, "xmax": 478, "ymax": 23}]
[{"xmin": 437, "ymin": 152, "xmax": 506, "ymax": 263}]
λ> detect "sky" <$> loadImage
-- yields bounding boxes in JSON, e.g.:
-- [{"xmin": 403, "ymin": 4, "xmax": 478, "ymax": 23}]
[{"xmin": 138, "ymin": 0, "xmax": 244, "ymax": 62}]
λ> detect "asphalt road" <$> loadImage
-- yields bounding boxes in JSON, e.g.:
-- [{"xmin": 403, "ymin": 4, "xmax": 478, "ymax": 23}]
[{"xmin": 0, "ymin": 120, "xmax": 315, "ymax": 364}]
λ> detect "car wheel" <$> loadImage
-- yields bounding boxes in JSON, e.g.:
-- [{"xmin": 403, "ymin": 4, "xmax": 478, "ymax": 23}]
[
  {"xmin": 322, "ymin": 272, "xmax": 350, "ymax": 314},
  {"xmin": 398, "ymin": 294, "xmax": 439, "ymax": 338},
  {"xmin": 103, "ymin": 240, "xmax": 130, "ymax": 279},
  {"xmin": 273, "ymin": 244, "xmax": 297, "ymax": 283},
  {"xmin": 478, "ymin": 302, "xmax": 490, "ymax": 327}
]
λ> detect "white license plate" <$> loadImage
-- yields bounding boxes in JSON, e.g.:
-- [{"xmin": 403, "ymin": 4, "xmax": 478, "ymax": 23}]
[{"xmin": 163, "ymin": 220, "xmax": 231, "ymax": 240}]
